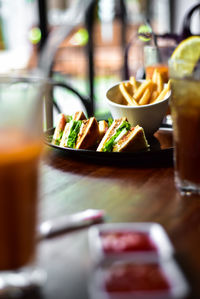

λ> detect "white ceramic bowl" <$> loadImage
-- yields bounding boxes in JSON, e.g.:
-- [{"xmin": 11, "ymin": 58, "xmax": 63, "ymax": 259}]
[{"xmin": 106, "ymin": 80, "xmax": 170, "ymax": 136}]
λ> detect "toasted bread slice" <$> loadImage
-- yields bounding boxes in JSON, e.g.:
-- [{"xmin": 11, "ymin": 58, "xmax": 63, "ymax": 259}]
[
  {"xmin": 52, "ymin": 113, "xmax": 67, "ymax": 145},
  {"xmin": 98, "ymin": 120, "xmax": 109, "ymax": 142},
  {"xmin": 76, "ymin": 117, "xmax": 100, "ymax": 149},
  {"xmin": 60, "ymin": 122, "xmax": 71, "ymax": 147},
  {"xmin": 113, "ymin": 125, "xmax": 149, "ymax": 152},
  {"xmin": 73, "ymin": 111, "xmax": 86, "ymax": 121},
  {"xmin": 97, "ymin": 117, "xmax": 127, "ymax": 152}
]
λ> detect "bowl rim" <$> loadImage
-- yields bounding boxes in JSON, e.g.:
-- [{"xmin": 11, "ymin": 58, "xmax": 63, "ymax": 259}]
[{"xmin": 106, "ymin": 79, "xmax": 170, "ymax": 109}]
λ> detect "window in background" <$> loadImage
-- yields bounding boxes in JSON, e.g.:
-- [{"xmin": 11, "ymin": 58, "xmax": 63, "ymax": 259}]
[
  {"xmin": 151, "ymin": 0, "xmax": 171, "ymax": 34},
  {"xmin": 0, "ymin": 0, "xmax": 38, "ymax": 72}
]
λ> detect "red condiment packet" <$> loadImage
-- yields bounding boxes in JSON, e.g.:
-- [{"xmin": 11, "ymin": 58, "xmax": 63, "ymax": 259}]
[
  {"xmin": 104, "ymin": 263, "xmax": 170, "ymax": 292},
  {"xmin": 100, "ymin": 231, "xmax": 157, "ymax": 253}
]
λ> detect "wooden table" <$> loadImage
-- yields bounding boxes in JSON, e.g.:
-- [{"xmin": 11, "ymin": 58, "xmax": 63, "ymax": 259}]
[{"xmin": 22, "ymin": 129, "xmax": 200, "ymax": 299}]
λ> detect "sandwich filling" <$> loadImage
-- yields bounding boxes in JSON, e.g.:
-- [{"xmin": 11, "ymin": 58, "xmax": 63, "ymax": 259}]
[
  {"xmin": 52, "ymin": 113, "xmax": 67, "ymax": 145},
  {"xmin": 102, "ymin": 121, "xmax": 131, "ymax": 152},
  {"xmin": 67, "ymin": 120, "xmax": 82, "ymax": 148},
  {"xmin": 54, "ymin": 131, "xmax": 63, "ymax": 145}
]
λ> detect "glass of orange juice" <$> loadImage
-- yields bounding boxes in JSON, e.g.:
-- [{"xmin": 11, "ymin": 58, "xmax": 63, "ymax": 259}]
[
  {"xmin": 144, "ymin": 45, "xmax": 175, "ymax": 120},
  {"xmin": 144, "ymin": 45, "xmax": 175, "ymax": 83},
  {"xmin": 169, "ymin": 58, "xmax": 200, "ymax": 195},
  {"xmin": 0, "ymin": 72, "xmax": 47, "ymax": 294}
]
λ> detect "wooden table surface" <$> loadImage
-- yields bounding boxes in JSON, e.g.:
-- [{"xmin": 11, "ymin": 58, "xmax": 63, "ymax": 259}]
[{"xmin": 21, "ymin": 129, "xmax": 200, "ymax": 299}]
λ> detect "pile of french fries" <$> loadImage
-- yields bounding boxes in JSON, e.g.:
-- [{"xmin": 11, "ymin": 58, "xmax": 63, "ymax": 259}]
[{"xmin": 119, "ymin": 69, "xmax": 171, "ymax": 106}]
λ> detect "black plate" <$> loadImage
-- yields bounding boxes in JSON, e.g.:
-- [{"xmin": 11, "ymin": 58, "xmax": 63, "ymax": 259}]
[{"xmin": 44, "ymin": 126, "xmax": 174, "ymax": 166}]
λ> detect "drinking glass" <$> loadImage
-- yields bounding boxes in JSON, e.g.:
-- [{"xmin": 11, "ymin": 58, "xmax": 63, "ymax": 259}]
[
  {"xmin": 144, "ymin": 45, "xmax": 175, "ymax": 83},
  {"xmin": 0, "ymin": 73, "xmax": 47, "ymax": 295},
  {"xmin": 144, "ymin": 45, "xmax": 176, "ymax": 124},
  {"xmin": 169, "ymin": 59, "xmax": 200, "ymax": 195}
]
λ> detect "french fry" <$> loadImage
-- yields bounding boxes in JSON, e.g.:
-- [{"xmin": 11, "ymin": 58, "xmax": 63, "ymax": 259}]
[
  {"xmin": 130, "ymin": 76, "xmax": 138, "ymax": 93},
  {"xmin": 152, "ymin": 80, "xmax": 171, "ymax": 103},
  {"xmin": 152, "ymin": 69, "xmax": 158, "ymax": 84},
  {"xmin": 124, "ymin": 82, "xmax": 133, "ymax": 96},
  {"xmin": 150, "ymin": 69, "xmax": 158, "ymax": 96},
  {"xmin": 119, "ymin": 83, "xmax": 138, "ymax": 106},
  {"xmin": 150, "ymin": 69, "xmax": 164, "ymax": 101},
  {"xmin": 156, "ymin": 71, "xmax": 164, "ymax": 94},
  {"xmin": 138, "ymin": 87, "xmax": 151, "ymax": 105},
  {"xmin": 134, "ymin": 80, "xmax": 152, "ymax": 101},
  {"xmin": 149, "ymin": 90, "xmax": 159, "ymax": 103}
]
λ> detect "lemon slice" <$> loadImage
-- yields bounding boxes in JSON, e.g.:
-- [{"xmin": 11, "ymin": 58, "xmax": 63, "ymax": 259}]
[{"xmin": 170, "ymin": 36, "xmax": 200, "ymax": 77}]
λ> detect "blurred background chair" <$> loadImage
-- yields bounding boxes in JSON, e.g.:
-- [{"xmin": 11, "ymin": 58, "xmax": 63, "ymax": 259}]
[{"xmin": 38, "ymin": 0, "xmax": 128, "ymax": 128}]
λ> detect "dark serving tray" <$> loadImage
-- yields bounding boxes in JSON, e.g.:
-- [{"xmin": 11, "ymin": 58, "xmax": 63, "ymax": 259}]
[{"xmin": 44, "ymin": 125, "xmax": 174, "ymax": 166}]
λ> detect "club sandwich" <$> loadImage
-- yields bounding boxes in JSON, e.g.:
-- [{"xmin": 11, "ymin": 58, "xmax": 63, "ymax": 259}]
[
  {"xmin": 52, "ymin": 111, "xmax": 86, "ymax": 145},
  {"xmin": 60, "ymin": 116, "xmax": 100, "ymax": 150},
  {"xmin": 97, "ymin": 118, "xmax": 149, "ymax": 152}
]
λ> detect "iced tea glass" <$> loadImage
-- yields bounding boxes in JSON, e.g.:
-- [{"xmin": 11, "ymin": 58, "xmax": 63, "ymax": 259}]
[
  {"xmin": 0, "ymin": 73, "xmax": 47, "ymax": 295},
  {"xmin": 169, "ymin": 59, "xmax": 200, "ymax": 195}
]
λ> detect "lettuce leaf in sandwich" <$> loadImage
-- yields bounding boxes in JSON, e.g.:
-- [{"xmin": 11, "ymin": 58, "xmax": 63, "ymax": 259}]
[
  {"xmin": 67, "ymin": 120, "xmax": 82, "ymax": 148},
  {"xmin": 103, "ymin": 121, "xmax": 131, "ymax": 152}
]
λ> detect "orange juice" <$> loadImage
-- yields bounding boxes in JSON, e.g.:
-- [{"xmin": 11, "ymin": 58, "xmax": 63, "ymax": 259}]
[
  {"xmin": 0, "ymin": 129, "xmax": 42, "ymax": 270},
  {"xmin": 146, "ymin": 64, "xmax": 169, "ymax": 83}
]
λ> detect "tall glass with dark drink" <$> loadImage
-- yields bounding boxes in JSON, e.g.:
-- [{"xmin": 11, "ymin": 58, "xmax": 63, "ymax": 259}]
[{"xmin": 169, "ymin": 59, "xmax": 200, "ymax": 195}]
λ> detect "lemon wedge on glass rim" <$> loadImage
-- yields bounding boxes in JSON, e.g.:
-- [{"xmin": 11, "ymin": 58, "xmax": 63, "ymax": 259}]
[{"xmin": 169, "ymin": 36, "xmax": 200, "ymax": 77}]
